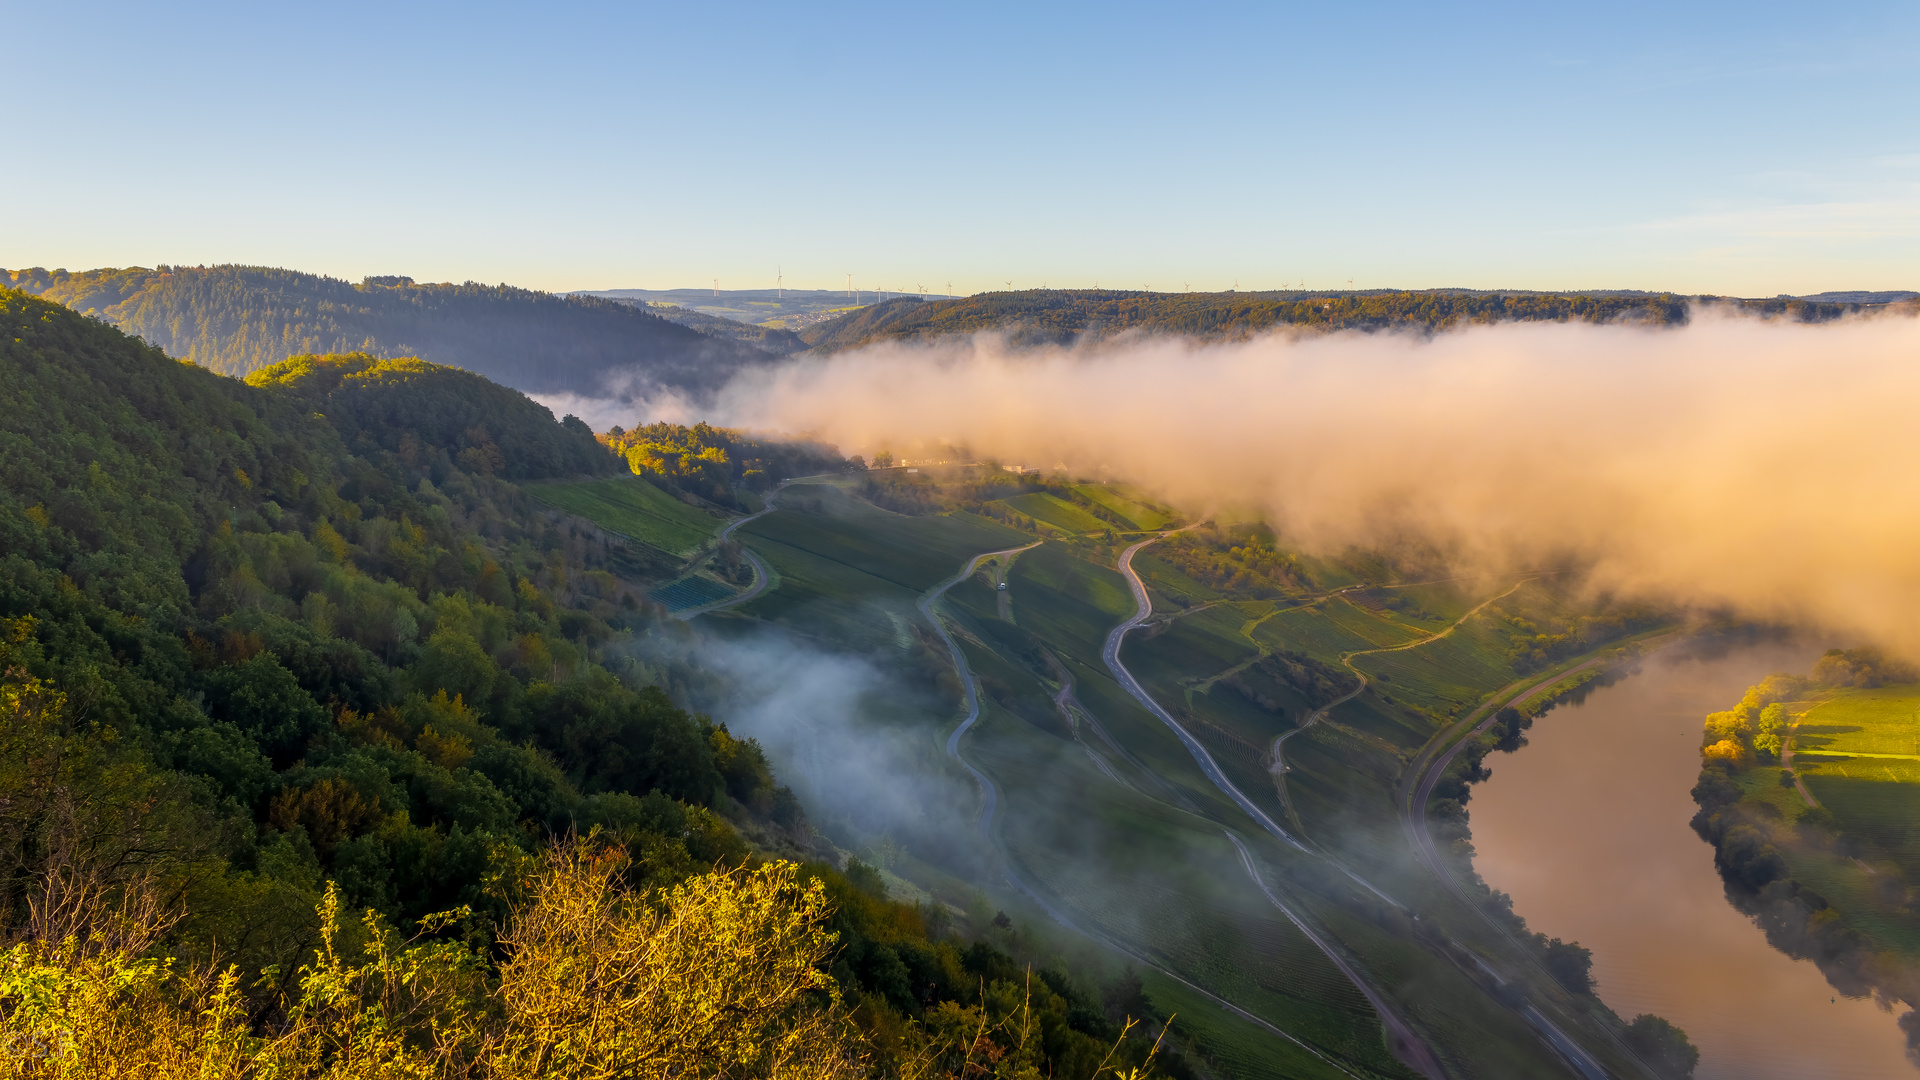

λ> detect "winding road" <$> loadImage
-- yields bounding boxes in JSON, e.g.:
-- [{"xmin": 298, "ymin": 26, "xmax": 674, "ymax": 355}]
[
  {"xmin": 675, "ymin": 480, "xmax": 791, "ymax": 620},
  {"xmin": 920, "ymin": 541, "xmax": 1380, "ymax": 1080},
  {"xmin": 1271, "ymin": 580, "xmax": 1529, "ymax": 833},
  {"xmin": 1394, "ymin": 653, "xmax": 1654, "ymax": 1080},
  {"xmin": 1105, "ymin": 534, "xmax": 1446, "ymax": 1080},
  {"xmin": 920, "ymin": 542, "xmax": 1042, "ymax": 838}
]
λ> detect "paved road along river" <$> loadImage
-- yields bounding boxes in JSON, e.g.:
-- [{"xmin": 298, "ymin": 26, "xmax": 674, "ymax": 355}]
[{"xmin": 1469, "ymin": 640, "xmax": 1916, "ymax": 1079}]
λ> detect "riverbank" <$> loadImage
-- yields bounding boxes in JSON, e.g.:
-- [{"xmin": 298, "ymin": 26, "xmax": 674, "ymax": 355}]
[
  {"xmin": 1689, "ymin": 657, "xmax": 1920, "ymax": 1068},
  {"xmin": 1471, "ymin": 640, "xmax": 1915, "ymax": 1078}
]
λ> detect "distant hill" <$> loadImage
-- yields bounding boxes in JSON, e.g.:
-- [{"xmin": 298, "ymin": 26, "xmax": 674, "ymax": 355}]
[
  {"xmin": 1, "ymin": 265, "xmax": 777, "ymax": 399},
  {"xmin": 798, "ymin": 288, "xmax": 1893, "ymax": 353},
  {"xmin": 1790, "ymin": 291, "xmax": 1919, "ymax": 304},
  {"xmin": 620, "ymin": 302, "xmax": 810, "ymax": 355},
  {"xmin": 577, "ymin": 287, "xmax": 905, "ymax": 333}
]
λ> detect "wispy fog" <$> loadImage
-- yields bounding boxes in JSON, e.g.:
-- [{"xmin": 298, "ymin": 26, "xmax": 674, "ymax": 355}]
[
  {"xmin": 638, "ymin": 626, "xmax": 977, "ymax": 859},
  {"xmin": 704, "ymin": 310, "xmax": 1920, "ymax": 654}
]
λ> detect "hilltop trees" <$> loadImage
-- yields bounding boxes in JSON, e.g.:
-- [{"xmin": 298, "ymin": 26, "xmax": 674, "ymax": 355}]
[
  {"xmin": 600, "ymin": 422, "xmax": 846, "ymax": 504},
  {"xmin": 795, "ymin": 288, "xmax": 1837, "ymax": 353}
]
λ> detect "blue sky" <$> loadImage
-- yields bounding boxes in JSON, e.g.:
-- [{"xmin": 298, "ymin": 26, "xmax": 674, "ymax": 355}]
[{"xmin": 4, "ymin": 0, "xmax": 1916, "ymax": 295}]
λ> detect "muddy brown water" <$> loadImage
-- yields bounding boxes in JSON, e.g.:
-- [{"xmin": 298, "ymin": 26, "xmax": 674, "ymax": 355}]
[{"xmin": 1469, "ymin": 640, "xmax": 1916, "ymax": 1078}]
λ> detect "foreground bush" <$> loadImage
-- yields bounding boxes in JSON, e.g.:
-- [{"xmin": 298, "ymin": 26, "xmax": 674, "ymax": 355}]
[{"xmin": 0, "ymin": 845, "xmax": 859, "ymax": 1079}]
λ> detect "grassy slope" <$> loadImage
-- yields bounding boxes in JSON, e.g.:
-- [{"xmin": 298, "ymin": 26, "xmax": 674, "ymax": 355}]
[
  {"xmin": 690, "ymin": 478, "xmax": 1619, "ymax": 1078},
  {"xmin": 522, "ymin": 475, "xmax": 722, "ymax": 557},
  {"xmin": 1000, "ymin": 492, "xmax": 1110, "ymax": 534},
  {"xmin": 1072, "ymin": 484, "xmax": 1172, "ymax": 530},
  {"xmin": 1120, "ymin": 557, "xmax": 1652, "ymax": 1077},
  {"xmin": 1789, "ymin": 685, "xmax": 1920, "ymax": 951}
]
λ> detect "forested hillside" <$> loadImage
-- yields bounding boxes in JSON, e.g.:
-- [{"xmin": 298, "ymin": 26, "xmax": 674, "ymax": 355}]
[
  {"xmin": 1, "ymin": 265, "xmax": 776, "ymax": 397},
  {"xmin": 800, "ymin": 288, "xmax": 1881, "ymax": 352},
  {"xmin": 0, "ymin": 288, "xmax": 1176, "ymax": 1078}
]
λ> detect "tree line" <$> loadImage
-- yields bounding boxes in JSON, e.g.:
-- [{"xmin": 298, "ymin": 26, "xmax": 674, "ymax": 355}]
[{"xmin": 799, "ymin": 288, "xmax": 1881, "ymax": 352}]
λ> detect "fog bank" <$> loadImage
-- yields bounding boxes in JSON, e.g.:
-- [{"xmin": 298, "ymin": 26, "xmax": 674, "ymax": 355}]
[{"xmin": 715, "ymin": 312, "xmax": 1920, "ymax": 652}]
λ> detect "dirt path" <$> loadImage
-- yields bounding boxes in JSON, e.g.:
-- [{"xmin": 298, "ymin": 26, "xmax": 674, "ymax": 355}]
[{"xmin": 1270, "ymin": 580, "xmax": 1531, "ymax": 832}]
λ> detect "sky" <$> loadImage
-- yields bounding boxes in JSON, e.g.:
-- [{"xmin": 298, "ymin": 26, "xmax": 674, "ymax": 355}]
[{"xmin": 4, "ymin": 0, "xmax": 1917, "ymax": 296}]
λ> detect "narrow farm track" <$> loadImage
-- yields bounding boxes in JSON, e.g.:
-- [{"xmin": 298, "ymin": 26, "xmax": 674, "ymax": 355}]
[
  {"xmin": 1105, "ymin": 534, "xmax": 1447, "ymax": 1080},
  {"xmin": 921, "ymin": 542, "xmax": 1043, "ymax": 838},
  {"xmin": 921, "ymin": 543, "xmax": 1375, "ymax": 1080},
  {"xmin": 1270, "ymin": 580, "xmax": 1531, "ymax": 832},
  {"xmin": 676, "ymin": 480, "xmax": 791, "ymax": 620}
]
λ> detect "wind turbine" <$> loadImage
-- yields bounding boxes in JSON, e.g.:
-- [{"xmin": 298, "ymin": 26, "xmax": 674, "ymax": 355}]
[
  {"xmin": 778, "ymin": 265, "xmax": 783, "ymax": 299},
  {"xmin": 846, "ymin": 273, "xmax": 852, "ymax": 298},
  {"xmin": 713, "ymin": 278, "xmax": 719, "ymax": 297},
  {"xmin": 946, "ymin": 281, "xmax": 953, "ymax": 300}
]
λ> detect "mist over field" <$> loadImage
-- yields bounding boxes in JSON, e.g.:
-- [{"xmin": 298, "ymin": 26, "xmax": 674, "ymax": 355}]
[
  {"xmin": 634, "ymin": 626, "xmax": 978, "ymax": 859},
  {"xmin": 708, "ymin": 311, "xmax": 1920, "ymax": 655}
]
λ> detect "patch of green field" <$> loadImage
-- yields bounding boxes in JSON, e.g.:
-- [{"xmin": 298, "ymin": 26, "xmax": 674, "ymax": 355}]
[
  {"xmin": 1006, "ymin": 544, "xmax": 1133, "ymax": 662},
  {"xmin": 1248, "ymin": 604, "xmax": 1383, "ymax": 662},
  {"xmin": 968, "ymin": 704, "xmax": 1405, "ymax": 1078},
  {"xmin": 1791, "ymin": 684, "xmax": 1920, "ymax": 878},
  {"xmin": 1799, "ymin": 685, "xmax": 1920, "ymax": 758},
  {"xmin": 1347, "ymin": 616, "xmax": 1518, "ymax": 723},
  {"xmin": 1001, "ymin": 492, "xmax": 1110, "ymax": 534},
  {"xmin": 1130, "ymin": 551, "xmax": 1226, "ymax": 609},
  {"xmin": 729, "ymin": 483, "xmax": 1029, "ymax": 646},
  {"xmin": 522, "ymin": 475, "xmax": 721, "ymax": 556},
  {"xmin": 1071, "ymin": 484, "xmax": 1173, "ymax": 530}
]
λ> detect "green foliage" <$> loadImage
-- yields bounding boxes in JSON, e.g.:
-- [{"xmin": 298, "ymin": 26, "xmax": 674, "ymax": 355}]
[
  {"xmin": 1495, "ymin": 600, "xmax": 1664, "ymax": 674},
  {"xmin": 247, "ymin": 353, "xmax": 616, "ymax": 480},
  {"xmin": 1153, "ymin": 524, "xmax": 1298, "ymax": 597},
  {"xmin": 2, "ymin": 265, "xmax": 774, "ymax": 395},
  {"xmin": 601, "ymin": 421, "xmax": 847, "ymax": 505},
  {"xmin": 1811, "ymin": 646, "xmax": 1916, "ymax": 688},
  {"xmin": 797, "ymin": 288, "xmax": 1862, "ymax": 353},
  {"xmin": 1623, "ymin": 1014, "xmax": 1699, "ymax": 1079},
  {"xmin": 0, "ymin": 287, "xmax": 783, "ymax": 958},
  {"xmin": 200, "ymin": 653, "xmax": 330, "ymax": 765},
  {"xmin": 1534, "ymin": 935, "xmax": 1593, "ymax": 995}
]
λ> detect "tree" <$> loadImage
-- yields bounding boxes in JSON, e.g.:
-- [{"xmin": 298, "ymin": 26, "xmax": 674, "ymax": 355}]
[
  {"xmin": 1624, "ymin": 1013, "xmax": 1699, "ymax": 1078},
  {"xmin": 1537, "ymin": 935, "xmax": 1593, "ymax": 994},
  {"xmin": 200, "ymin": 654, "xmax": 329, "ymax": 766}
]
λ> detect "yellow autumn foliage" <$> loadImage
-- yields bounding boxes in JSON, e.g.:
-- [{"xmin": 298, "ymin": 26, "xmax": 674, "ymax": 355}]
[{"xmin": 0, "ymin": 844, "xmax": 862, "ymax": 1080}]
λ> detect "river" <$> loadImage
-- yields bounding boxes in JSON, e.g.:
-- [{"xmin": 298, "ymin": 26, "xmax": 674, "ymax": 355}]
[{"xmin": 1469, "ymin": 640, "xmax": 1917, "ymax": 1079}]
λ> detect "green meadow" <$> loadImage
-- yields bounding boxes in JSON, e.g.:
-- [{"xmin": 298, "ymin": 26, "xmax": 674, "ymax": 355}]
[
  {"xmin": 1000, "ymin": 491, "xmax": 1111, "ymax": 534},
  {"xmin": 522, "ymin": 473, "xmax": 722, "ymax": 556}
]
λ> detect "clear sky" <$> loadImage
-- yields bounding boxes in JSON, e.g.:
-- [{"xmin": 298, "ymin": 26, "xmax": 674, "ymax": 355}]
[{"xmin": 5, "ymin": 1, "xmax": 1916, "ymax": 296}]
